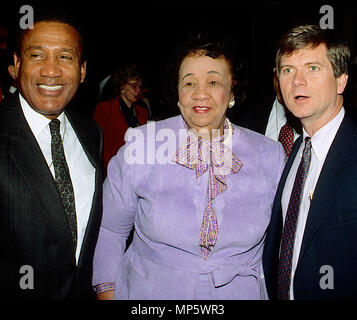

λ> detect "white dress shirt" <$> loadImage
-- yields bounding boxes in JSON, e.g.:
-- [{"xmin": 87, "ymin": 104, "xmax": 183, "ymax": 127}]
[
  {"xmin": 281, "ymin": 107, "xmax": 345, "ymax": 299},
  {"xmin": 19, "ymin": 94, "xmax": 96, "ymax": 264},
  {"xmin": 265, "ymin": 98, "xmax": 300, "ymax": 142}
]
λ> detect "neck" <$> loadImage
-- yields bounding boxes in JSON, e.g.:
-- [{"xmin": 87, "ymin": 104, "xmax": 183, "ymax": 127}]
[
  {"xmin": 120, "ymin": 93, "xmax": 132, "ymax": 108},
  {"xmin": 190, "ymin": 120, "xmax": 226, "ymax": 141}
]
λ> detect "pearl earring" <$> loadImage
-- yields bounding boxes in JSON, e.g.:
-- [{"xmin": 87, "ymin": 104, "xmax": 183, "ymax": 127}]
[{"xmin": 229, "ymin": 98, "xmax": 235, "ymax": 108}]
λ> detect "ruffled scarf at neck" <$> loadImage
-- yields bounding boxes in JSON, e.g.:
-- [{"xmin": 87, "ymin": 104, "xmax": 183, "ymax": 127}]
[{"xmin": 173, "ymin": 117, "xmax": 243, "ymax": 259}]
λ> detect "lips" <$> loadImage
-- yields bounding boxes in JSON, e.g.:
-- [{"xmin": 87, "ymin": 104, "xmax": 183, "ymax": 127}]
[
  {"xmin": 37, "ymin": 84, "xmax": 64, "ymax": 96},
  {"xmin": 38, "ymin": 84, "xmax": 63, "ymax": 91},
  {"xmin": 193, "ymin": 106, "xmax": 210, "ymax": 113},
  {"xmin": 293, "ymin": 94, "xmax": 311, "ymax": 103}
]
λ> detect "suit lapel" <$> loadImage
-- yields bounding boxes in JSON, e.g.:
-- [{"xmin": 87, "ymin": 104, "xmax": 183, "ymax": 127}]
[
  {"xmin": 298, "ymin": 116, "xmax": 357, "ymax": 261},
  {"xmin": 264, "ymin": 135, "xmax": 303, "ymax": 298},
  {"xmin": 4, "ymin": 95, "xmax": 75, "ymax": 253}
]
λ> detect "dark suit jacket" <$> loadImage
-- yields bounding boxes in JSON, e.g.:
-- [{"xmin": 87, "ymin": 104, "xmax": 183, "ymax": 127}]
[
  {"xmin": 0, "ymin": 94, "xmax": 103, "ymax": 299},
  {"xmin": 263, "ymin": 112, "xmax": 357, "ymax": 300}
]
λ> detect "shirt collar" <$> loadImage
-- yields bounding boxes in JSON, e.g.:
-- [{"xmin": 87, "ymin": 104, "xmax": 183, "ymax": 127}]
[
  {"xmin": 19, "ymin": 93, "xmax": 65, "ymax": 138},
  {"xmin": 274, "ymin": 98, "xmax": 288, "ymax": 122},
  {"xmin": 303, "ymin": 107, "xmax": 345, "ymax": 160}
]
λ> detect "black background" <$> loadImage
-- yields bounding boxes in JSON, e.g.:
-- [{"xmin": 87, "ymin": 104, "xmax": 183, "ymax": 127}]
[{"xmin": 1, "ymin": 0, "xmax": 356, "ymax": 120}]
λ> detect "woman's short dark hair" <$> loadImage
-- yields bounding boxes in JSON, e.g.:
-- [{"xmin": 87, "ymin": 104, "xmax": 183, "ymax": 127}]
[
  {"xmin": 168, "ymin": 32, "xmax": 247, "ymax": 106},
  {"xmin": 276, "ymin": 25, "xmax": 350, "ymax": 78}
]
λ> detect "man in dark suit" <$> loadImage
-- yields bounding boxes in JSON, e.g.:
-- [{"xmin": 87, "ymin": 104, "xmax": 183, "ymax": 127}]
[
  {"xmin": 0, "ymin": 14, "xmax": 103, "ymax": 299},
  {"xmin": 263, "ymin": 25, "xmax": 357, "ymax": 299}
]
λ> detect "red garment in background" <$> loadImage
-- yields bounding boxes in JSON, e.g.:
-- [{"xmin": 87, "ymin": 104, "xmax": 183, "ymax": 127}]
[{"xmin": 93, "ymin": 96, "xmax": 148, "ymax": 170}]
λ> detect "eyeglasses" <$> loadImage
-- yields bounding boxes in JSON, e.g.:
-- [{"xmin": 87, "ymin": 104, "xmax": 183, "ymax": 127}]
[{"xmin": 127, "ymin": 82, "xmax": 142, "ymax": 90}]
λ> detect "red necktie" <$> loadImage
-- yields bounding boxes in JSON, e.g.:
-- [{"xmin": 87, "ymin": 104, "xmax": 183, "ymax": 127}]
[
  {"xmin": 278, "ymin": 122, "xmax": 294, "ymax": 157},
  {"xmin": 277, "ymin": 137, "xmax": 312, "ymax": 300}
]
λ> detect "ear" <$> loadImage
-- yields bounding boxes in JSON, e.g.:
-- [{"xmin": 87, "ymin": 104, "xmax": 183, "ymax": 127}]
[
  {"xmin": 80, "ymin": 60, "xmax": 87, "ymax": 83},
  {"xmin": 13, "ymin": 52, "xmax": 21, "ymax": 79},
  {"xmin": 177, "ymin": 101, "xmax": 185, "ymax": 114},
  {"xmin": 8, "ymin": 65, "xmax": 16, "ymax": 80},
  {"xmin": 337, "ymin": 73, "xmax": 348, "ymax": 95},
  {"xmin": 273, "ymin": 68, "xmax": 284, "ymax": 105}
]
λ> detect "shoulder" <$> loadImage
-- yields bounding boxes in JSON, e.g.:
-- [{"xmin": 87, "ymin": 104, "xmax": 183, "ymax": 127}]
[
  {"xmin": 232, "ymin": 123, "xmax": 281, "ymax": 149},
  {"xmin": 0, "ymin": 94, "xmax": 21, "ymax": 120},
  {"xmin": 96, "ymin": 98, "xmax": 115, "ymax": 108},
  {"xmin": 0, "ymin": 94, "xmax": 25, "ymax": 139},
  {"xmin": 342, "ymin": 111, "xmax": 357, "ymax": 134},
  {"xmin": 231, "ymin": 123, "xmax": 285, "ymax": 181},
  {"xmin": 116, "ymin": 116, "xmax": 182, "ymax": 165},
  {"xmin": 134, "ymin": 101, "xmax": 149, "ymax": 112},
  {"xmin": 231, "ymin": 123, "xmax": 285, "ymax": 167},
  {"xmin": 94, "ymin": 98, "xmax": 115, "ymax": 114}
]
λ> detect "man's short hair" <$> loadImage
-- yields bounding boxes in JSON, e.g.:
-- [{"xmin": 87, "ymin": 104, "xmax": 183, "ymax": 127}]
[
  {"xmin": 275, "ymin": 25, "xmax": 350, "ymax": 78},
  {"xmin": 14, "ymin": 6, "xmax": 87, "ymax": 63}
]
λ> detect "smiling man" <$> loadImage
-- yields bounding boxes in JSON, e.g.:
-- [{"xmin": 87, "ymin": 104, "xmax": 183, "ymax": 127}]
[
  {"xmin": 0, "ymin": 14, "xmax": 103, "ymax": 299},
  {"xmin": 263, "ymin": 25, "xmax": 357, "ymax": 300}
]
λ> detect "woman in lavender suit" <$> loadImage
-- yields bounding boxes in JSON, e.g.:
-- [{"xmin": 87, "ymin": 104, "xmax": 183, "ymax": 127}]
[{"xmin": 93, "ymin": 34, "xmax": 285, "ymax": 300}]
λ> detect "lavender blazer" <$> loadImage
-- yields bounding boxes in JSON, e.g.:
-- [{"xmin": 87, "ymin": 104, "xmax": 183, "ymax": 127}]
[{"xmin": 93, "ymin": 115, "xmax": 285, "ymax": 300}]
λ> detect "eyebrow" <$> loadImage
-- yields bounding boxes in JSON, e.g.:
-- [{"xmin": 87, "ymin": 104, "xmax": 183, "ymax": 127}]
[
  {"xmin": 280, "ymin": 61, "xmax": 323, "ymax": 70},
  {"xmin": 181, "ymin": 73, "xmax": 193, "ymax": 81},
  {"xmin": 208, "ymin": 70, "xmax": 223, "ymax": 76},
  {"xmin": 25, "ymin": 45, "xmax": 78, "ymax": 56},
  {"xmin": 304, "ymin": 61, "xmax": 323, "ymax": 66},
  {"xmin": 181, "ymin": 70, "xmax": 223, "ymax": 81}
]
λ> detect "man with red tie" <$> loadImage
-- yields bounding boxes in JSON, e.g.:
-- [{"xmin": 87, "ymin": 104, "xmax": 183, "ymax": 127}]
[{"xmin": 263, "ymin": 25, "xmax": 357, "ymax": 299}]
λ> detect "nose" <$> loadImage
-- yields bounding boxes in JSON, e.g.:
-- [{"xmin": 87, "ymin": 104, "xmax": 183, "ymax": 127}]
[
  {"xmin": 40, "ymin": 55, "xmax": 62, "ymax": 79},
  {"xmin": 191, "ymin": 84, "xmax": 210, "ymax": 101},
  {"xmin": 291, "ymin": 69, "xmax": 306, "ymax": 87}
]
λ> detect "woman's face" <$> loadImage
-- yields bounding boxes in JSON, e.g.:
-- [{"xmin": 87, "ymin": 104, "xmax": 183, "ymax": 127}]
[
  {"xmin": 120, "ymin": 78, "xmax": 142, "ymax": 105},
  {"xmin": 178, "ymin": 53, "xmax": 233, "ymax": 136}
]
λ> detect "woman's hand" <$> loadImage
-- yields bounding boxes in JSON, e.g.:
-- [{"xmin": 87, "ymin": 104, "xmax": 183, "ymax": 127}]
[{"xmin": 97, "ymin": 289, "xmax": 114, "ymax": 300}]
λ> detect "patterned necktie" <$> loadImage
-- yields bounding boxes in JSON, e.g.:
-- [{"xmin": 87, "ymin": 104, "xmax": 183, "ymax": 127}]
[
  {"xmin": 49, "ymin": 119, "xmax": 77, "ymax": 248},
  {"xmin": 278, "ymin": 122, "xmax": 295, "ymax": 157},
  {"xmin": 277, "ymin": 137, "xmax": 312, "ymax": 300}
]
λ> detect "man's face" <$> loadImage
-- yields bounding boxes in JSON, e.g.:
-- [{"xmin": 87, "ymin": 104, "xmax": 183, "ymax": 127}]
[
  {"xmin": 14, "ymin": 21, "xmax": 86, "ymax": 119},
  {"xmin": 279, "ymin": 44, "xmax": 348, "ymax": 133}
]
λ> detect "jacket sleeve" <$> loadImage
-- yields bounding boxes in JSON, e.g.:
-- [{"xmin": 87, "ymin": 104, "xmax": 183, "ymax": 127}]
[{"xmin": 92, "ymin": 131, "xmax": 137, "ymax": 289}]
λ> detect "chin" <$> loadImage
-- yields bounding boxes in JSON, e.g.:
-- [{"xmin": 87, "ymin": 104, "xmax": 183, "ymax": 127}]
[
  {"xmin": 33, "ymin": 105, "xmax": 66, "ymax": 117},
  {"xmin": 290, "ymin": 107, "xmax": 311, "ymax": 118}
]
